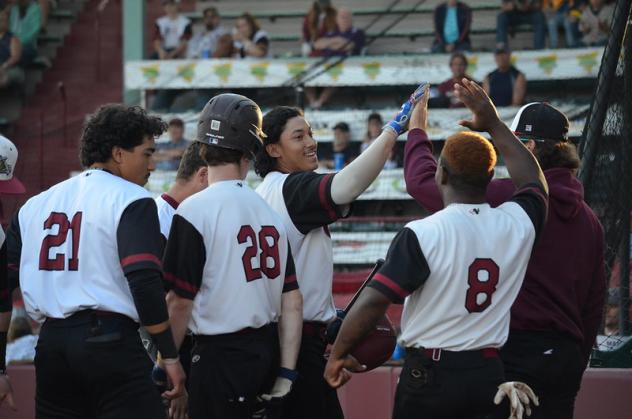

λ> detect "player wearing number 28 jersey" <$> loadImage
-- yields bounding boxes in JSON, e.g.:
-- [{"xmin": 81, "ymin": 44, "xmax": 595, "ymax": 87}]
[
  {"xmin": 325, "ymin": 80, "xmax": 548, "ymax": 419},
  {"xmin": 163, "ymin": 94, "xmax": 303, "ymax": 419}
]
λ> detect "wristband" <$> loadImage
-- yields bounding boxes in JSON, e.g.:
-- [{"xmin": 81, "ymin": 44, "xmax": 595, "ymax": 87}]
[
  {"xmin": 162, "ymin": 356, "xmax": 180, "ymax": 365},
  {"xmin": 279, "ymin": 367, "xmax": 299, "ymax": 382},
  {"xmin": 149, "ymin": 328, "xmax": 178, "ymax": 360}
]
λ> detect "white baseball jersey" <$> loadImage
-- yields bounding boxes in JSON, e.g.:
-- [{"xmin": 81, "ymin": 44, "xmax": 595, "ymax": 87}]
[
  {"xmin": 162, "ymin": 180, "xmax": 298, "ymax": 335},
  {"xmin": 154, "ymin": 15, "xmax": 192, "ymax": 50},
  {"xmin": 256, "ymin": 171, "xmax": 347, "ymax": 323},
  {"xmin": 155, "ymin": 193, "xmax": 179, "ymax": 239},
  {"xmin": 11, "ymin": 170, "xmax": 164, "ymax": 323},
  {"xmin": 369, "ymin": 184, "xmax": 548, "ymax": 351}
]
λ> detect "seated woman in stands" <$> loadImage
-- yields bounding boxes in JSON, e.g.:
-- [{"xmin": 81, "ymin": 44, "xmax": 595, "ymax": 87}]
[
  {"xmin": 233, "ymin": 12, "xmax": 269, "ymax": 58},
  {"xmin": 301, "ymin": 0, "xmax": 337, "ymax": 57},
  {"xmin": 432, "ymin": 52, "xmax": 478, "ymax": 108},
  {"xmin": 0, "ymin": 9, "xmax": 24, "ymax": 90}
]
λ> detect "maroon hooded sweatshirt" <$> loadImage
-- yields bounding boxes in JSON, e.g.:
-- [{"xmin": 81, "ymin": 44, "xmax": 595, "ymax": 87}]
[{"xmin": 404, "ymin": 128, "xmax": 606, "ymax": 362}]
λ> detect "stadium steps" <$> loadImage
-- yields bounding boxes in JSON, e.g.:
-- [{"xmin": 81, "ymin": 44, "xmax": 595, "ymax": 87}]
[{"xmin": 2, "ymin": 0, "xmax": 124, "ymax": 219}]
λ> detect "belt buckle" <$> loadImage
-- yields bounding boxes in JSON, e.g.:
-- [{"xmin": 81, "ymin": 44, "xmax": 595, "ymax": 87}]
[{"xmin": 432, "ymin": 348, "xmax": 441, "ymax": 361}]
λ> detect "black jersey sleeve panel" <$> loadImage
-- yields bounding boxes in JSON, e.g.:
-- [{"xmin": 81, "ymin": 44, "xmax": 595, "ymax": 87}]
[
  {"xmin": 6, "ymin": 212, "xmax": 21, "ymax": 295},
  {"xmin": 367, "ymin": 228, "xmax": 430, "ymax": 304},
  {"xmin": 0, "ymin": 242, "xmax": 10, "ymax": 313},
  {"xmin": 163, "ymin": 214, "xmax": 206, "ymax": 300},
  {"xmin": 126, "ymin": 268, "xmax": 169, "ymax": 326},
  {"xmin": 509, "ymin": 181, "xmax": 548, "ymax": 242},
  {"xmin": 282, "ymin": 172, "xmax": 348, "ymax": 234},
  {"xmin": 117, "ymin": 198, "xmax": 164, "ymax": 275},
  {"xmin": 282, "ymin": 242, "xmax": 298, "ymax": 293}
]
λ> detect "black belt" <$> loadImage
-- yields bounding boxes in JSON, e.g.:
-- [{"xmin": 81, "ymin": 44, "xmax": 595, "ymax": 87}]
[
  {"xmin": 406, "ymin": 347, "xmax": 499, "ymax": 362},
  {"xmin": 194, "ymin": 324, "xmax": 275, "ymax": 343}
]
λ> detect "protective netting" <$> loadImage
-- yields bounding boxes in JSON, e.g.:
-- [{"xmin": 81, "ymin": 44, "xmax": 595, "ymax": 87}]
[{"xmin": 579, "ymin": 0, "xmax": 632, "ymax": 361}]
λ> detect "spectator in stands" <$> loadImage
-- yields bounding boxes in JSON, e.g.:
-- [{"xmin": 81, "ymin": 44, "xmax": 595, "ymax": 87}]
[
  {"xmin": 483, "ymin": 46, "xmax": 526, "ymax": 107},
  {"xmin": 362, "ymin": 113, "xmax": 397, "ymax": 168},
  {"xmin": 432, "ymin": 0, "xmax": 472, "ymax": 53},
  {"xmin": 154, "ymin": 118, "xmax": 190, "ymax": 171},
  {"xmin": 152, "ymin": 0, "xmax": 192, "ymax": 60},
  {"xmin": 8, "ymin": 0, "xmax": 41, "ymax": 65},
  {"xmin": 545, "ymin": 0, "xmax": 579, "ymax": 48},
  {"xmin": 307, "ymin": 8, "xmax": 365, "ymax": 109},
  {"xmin": 0, "ymin": 9, "xmax": 24, "ymax": 89},
  {"xmin": 302, "ymin": 0, "xmax": 337, "ymax": 57},
  {"xmin": 496, "ymin": 0, "xmax": 547, "ymax": 50},
  {"xmin": 433, "ymin": 52, "xmax": 476, "ymax": 108},
  {"xmin": 38, "ymin": 0, "xmax": 49, "ymax": 32},
  {"xmin": 233, "ymin": 12, "xmax": 269, "ymax": 58},
  {"xmin": 188, "ymin": 7, "xmax": 232, "ymax": 59},
  {"xmin": 313, "ymin": 7, "xmax": 365, "ymax": 56},
  {"xmin": 578, "ymin": 0, "xmax": 613, "ymax": 46},
  {"xmin": 6, "ymin": 315, "xmax": 37, "ymax": 365},
  {"xmin": 319, "ymin": 121, "xmax": 360, "ymax": 169}
]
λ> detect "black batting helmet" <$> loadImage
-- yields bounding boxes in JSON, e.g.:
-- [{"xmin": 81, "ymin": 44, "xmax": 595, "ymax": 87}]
[{"xmin": 196, "ymin": 93, "xmax": 264, "ymax": 158}]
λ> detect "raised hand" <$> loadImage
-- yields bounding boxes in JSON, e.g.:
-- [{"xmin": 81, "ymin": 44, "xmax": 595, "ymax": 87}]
[
  {"xmin": 454, "ymin": 78, "xmax": 503, "ymax": 133},
  {"xmin": 385, "ymin": 82, "xmax": 429, "ymax": 136}
]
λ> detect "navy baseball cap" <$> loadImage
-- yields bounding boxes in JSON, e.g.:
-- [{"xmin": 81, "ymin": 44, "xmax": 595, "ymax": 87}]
[{"xmin": 510, "ymin": 102, "xmax": 569, "ymax": 142}]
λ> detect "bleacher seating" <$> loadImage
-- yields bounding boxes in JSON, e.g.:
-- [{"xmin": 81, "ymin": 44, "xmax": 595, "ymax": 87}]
[
  {"xmin": 188, "ymin": 0, "xmax": 539, "ymax": 56},
  {"xmin": 0, "ymin": 0, "xmax": 88, "ymax": 125}
]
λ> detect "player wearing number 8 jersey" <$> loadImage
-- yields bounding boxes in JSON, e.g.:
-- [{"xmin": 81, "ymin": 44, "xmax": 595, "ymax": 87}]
[
  {"xmin": 6, "ymin": 105, "xmax": 186, "ymax": 419},
  {"xmin": 325, "ymin": 80, "xmax": 547, "ymax": 419},
  {"xmin": 163, "ymin": 94, "xmax": 303, "ymax": 419}
]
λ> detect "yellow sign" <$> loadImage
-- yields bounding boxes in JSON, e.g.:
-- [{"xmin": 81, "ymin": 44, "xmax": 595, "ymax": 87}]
[
  {"xmin": 177, "ymin": 63, "xmax": 196, "ymax": 83},
  {"xmin": 213, "ymin": 63, "xmax": 233, "ymax": 83},
  {"xmin": 141, "ymin": 64, "xmax": 160, "ymax": 84}
]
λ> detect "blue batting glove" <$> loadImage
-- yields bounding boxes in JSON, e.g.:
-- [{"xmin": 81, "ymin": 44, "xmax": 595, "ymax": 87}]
[{"xmin": 384, "ymin": 82, "xmax": 429, "ymax": 136}]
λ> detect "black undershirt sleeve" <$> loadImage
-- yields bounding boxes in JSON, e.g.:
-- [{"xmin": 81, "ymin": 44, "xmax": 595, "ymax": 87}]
[
  {"xmin": 117, "ymin": 199, "xmax": 167, "ymax": 326},
  {"xmin": 6, "ymin": 213, "xmax": 21, "ymax": 297},
  {"xmin": 368, "ymin": 227, "xmax": 431, "ymax": 304},
  {"xmin": 0, "ymin": 242, "xmax": 9, "ymax": 313},
  {"xmin": 163, "ymin": 214, "xmax": 206, "ymax": 300},
  {"xmin": 509, "ymin": 181, "xmax": 548, "ymax": 242},
  {"xmin": 282, "ymin": 172, "xmax": 349, "ymax": 234}
]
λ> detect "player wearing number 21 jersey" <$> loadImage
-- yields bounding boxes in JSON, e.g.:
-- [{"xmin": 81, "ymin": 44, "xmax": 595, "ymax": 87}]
[{"xmin": 6, "ymin": 105, "xmax": 185, "ymax": 419}]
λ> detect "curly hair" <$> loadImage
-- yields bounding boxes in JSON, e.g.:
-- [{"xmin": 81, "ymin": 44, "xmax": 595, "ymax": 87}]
[
  {"xmin": 533, "ymin": 139, "xmax": 580, "ymax": 171},
  {"xmin": 440, "ymin": 132, "xmax": 497, "ymax": 193},
  {"xmin": 79, "ymin": 104, "xmax": 167, "ymax": 168},
  {"xmin": 254, "ymin": 106, "xmax": 303, "ymax": 177}
]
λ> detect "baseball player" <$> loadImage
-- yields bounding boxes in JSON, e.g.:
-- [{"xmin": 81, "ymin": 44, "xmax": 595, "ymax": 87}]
[
  {"xmin": 254, "ymin": 83, "xmax": 427, "ymax": 419},
  {"xmin": 145, "ymin": 141, "xmax": 208, "ymax": 406},
  {"xmin": 404, "ymin": 90, "xmax": 606, "ymax": 419},
  {"xmin": 163, "ymin": 93, "xmax": 303, "ymax": 419},
  {"xmin": 6, "ymin": 105, "xmax": 186, "ymax": 418},
  {"xmin": 0, "ymin": 134, "xmax": 25, "ymax": 411},
  {"xmin": 325, "ymin": 80, "xmax": 546, "ymax": 419},
  {"xmin": 155, "ymin": 141, "xmax": 208, "ymax": 241}
]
